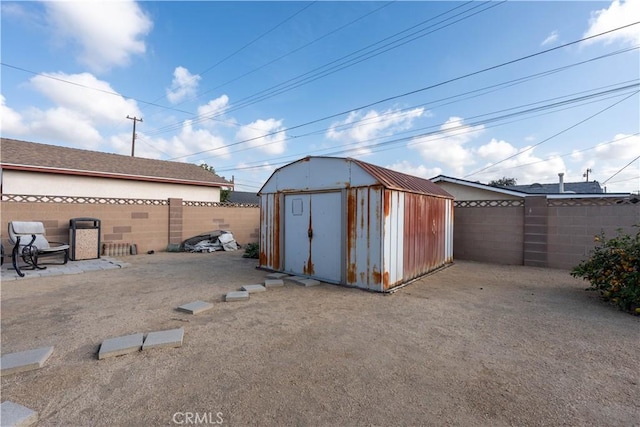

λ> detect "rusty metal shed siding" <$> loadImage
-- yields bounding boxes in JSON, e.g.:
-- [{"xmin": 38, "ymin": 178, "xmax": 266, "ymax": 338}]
[
  {"xmin": 346, "ymin": 186, "xmax": 384, "ymax": 290},
  {"xmin": 259, "ymin": 193, "xmax": 281, "ymax": 271},
  {"xmin": 259, "ymin": 156, "xmax": 454, "ymax": 292},
  {"xmin": 402, "ymin": 193, "xmax": 452, "ymax": 284},
  {"xmin": 382, "ymin": 190, "xmax": 405, "ymax": 290}
]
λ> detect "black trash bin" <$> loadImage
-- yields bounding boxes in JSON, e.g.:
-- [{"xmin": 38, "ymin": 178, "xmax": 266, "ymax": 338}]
[{"xmin": 69, "ymin": 218, "xmax": 101, "ymax": 261}]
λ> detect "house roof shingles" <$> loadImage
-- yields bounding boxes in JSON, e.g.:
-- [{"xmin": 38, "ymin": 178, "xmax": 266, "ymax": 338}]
[
  {"xmin": 226, "ymin": 191, "xmax": 260, "ymax": 205},
  {"xmin": 0, "ymin": 138, "xmax": 230, "ymax": 187},
  {"xmin": 504, "ymin": 181, "xmax": 603, "ymax": 194}
]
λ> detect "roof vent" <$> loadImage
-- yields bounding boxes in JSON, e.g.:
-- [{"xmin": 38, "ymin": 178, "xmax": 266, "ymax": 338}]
[{"xmin": 558, "ymin": 173, "xmax": 565, "ymax": 193}]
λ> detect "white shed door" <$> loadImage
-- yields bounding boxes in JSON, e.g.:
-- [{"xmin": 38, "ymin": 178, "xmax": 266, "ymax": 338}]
[{"xmin": 284, "ymin": 192, "xmax": 342, "ymax": 283}]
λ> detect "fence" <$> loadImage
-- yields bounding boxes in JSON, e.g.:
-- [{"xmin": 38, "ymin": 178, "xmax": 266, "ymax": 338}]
[
  {"xmin": 4, "ymin": 193, "xmax": 637, "ymax": 270},
  {"xmin": 453, "ymin": 195, "xmax": 639, "ymax": 269},
  {"xmin": 1, "ymin": 194, "xmax": 260, "ymax": 256}
]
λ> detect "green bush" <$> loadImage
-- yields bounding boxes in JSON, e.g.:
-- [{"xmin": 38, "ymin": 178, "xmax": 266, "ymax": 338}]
[
  {"xmin": 571, "ymin": 227, "xmax": 640, "ymax": 314},
  {"xmin": 243, "ymin": 242, "xmax": 259, "ymax": 259}
]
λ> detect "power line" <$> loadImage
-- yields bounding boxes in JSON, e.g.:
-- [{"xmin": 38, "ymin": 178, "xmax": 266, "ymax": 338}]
[
  {"xmin": 151, "ymin": 1, "xmax": 499, "ymax": 136},
  {"xmin": 463, "ymin": 90, "xmax": 639, "ymax": 178},
  {"xmin": 207, "ymin": 80, "xmax": 638, "ymax": 166},
  {"xmin": 145, "ymin": 2, "xmax": 318, "ymax": 112},
  {"xmin": 212, "ymin": 83, "xmax": 639, "ymax": 173},
  {"xmin": 165, "ymin": 21, "xmax": 640, "ymax": 160},
  {"xmin": 465, "ymin": 133, "xmax": 639, "ymax": 175},
  {"xmin": 603, "ymin": 155, "xmax": 640, "ymax": 185},
  {"xmin": 200, "ymin": 2, "xmax": 317, "ymax": 79},
  {"xmin": 608, "ymin": 175, "xmax": 640, "ymax": 184},
  {"xmin": 181, "ymin": 1, "xmax": 396, "ymax": 107}
]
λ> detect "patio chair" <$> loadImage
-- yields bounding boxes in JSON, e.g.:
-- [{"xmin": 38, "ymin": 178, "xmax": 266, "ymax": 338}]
[{"xmin": 8, "ymin": 221, "xmax": 69, "ymax": 277}]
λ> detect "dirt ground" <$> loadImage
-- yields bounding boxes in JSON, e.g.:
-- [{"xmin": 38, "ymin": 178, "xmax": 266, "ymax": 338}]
[{"xmin": 1, "ymin": 251, "xmax": 638, "ymax": 426}]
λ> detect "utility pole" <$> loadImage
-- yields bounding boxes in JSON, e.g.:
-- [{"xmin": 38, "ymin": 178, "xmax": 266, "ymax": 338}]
[
  {"xmin": 126, "ymin": 115, "xmax": 143, "ymax": 157},
  {"xmin": 583, "ymin": 168, "xmax": 592, "ymax": 182}
]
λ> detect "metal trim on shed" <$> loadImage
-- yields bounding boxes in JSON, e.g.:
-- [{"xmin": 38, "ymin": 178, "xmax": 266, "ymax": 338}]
[{"xmin": 259, "ymin": 156, "xmax": 453, "ymax": 292}]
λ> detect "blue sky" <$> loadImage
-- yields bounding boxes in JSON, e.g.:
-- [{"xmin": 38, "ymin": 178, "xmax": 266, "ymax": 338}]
[{"xmin": 1, "ymin": 0, "xmax": 639, "ymax": 193}]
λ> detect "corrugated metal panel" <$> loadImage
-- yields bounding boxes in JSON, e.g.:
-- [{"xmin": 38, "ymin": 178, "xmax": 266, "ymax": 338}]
[
  {"xmin": 352, "ymin": 158, "xmax": 453, "ymax": 199},
  {"xmin": 260, "ymin": 157, "xmax": 454, "ymax": 292},
  {"xmin": 446, "ymin": 199, "xmax": 454, "ymax": 262},
  {"xmin": 383, "ymin": 190, "xmax": 405, "ymax": 290},
  {"xmin": 346, "ymin": 186, "xmax": 384, "ymax": 290},
  {"xmin": 259, "ymin": 193, "xmax": 281, "ymax": 271},
  {"xmin": 402, "ymin": 193, "xmax": 450, "ymax": 282}
]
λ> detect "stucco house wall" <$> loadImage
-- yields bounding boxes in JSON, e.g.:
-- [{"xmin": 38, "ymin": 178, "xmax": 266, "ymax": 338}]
[{"xmin": 3, "ymin": 170, "xmax": 221, "ymax": 202}]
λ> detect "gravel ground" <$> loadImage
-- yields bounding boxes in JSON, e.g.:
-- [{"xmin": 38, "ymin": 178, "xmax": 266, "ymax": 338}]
[{"xmin": 1, "ymin": 251, "xmax": 638, "ymax": 426}]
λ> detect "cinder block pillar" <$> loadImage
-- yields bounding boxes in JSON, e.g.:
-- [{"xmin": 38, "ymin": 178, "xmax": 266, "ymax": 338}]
[
  {"xmin": 168, "ymin": 198, "xmax": 183, "ymax": 245},
  {"xmin": 523, "ymin": 196, "xmax": 548, "ymax": 267}
]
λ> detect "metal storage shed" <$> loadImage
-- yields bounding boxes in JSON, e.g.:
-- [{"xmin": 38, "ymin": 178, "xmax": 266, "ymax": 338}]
[{"xmin": 258, "ymin": 156, "xmax": 454, "ymax": 292}]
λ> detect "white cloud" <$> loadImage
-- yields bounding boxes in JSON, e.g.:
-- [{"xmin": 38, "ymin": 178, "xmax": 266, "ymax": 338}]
[
  {"xmin": 116, "ymin": 118, "xmax": 232, "ymax": 161},
  {"xmin": 44, "ymin": 0, "xmax": 152, "ymax": 72},
  {"xmin": 30, "ymin": 107, "xmax": 104, "ymax": 148},
  {"xmin": 197, "ymin": 95, "xmax": 233, "ymax": 128},
  {"xmin": 409, "ymin": 117, "xmax": 484, "ymax": 175},
  {"xmin": 0, "ymin": 95, "xmax": 28, "ymax": 135},
  {"xmin": 474, "ymin": 147, "xmax": 567, "ymax": 186},
  {"xmin": 541, "ymin": 30, "xmax": 559, "ymax": 46},
  {"xmin": 476, "ymin": 138, "xmax": 518, "ymax": 161},
  {"xmin": 236, "ymin": 118, "xmax": 287, "ymax": 155},
  {"xmin": 30, "ymin": 72, "xmax": 141, "ymax": 124},
  {"xmin": 1, "ymin": 72, "xmax": 141, "ymax": 149},
  {"xmin": 232, "ymin": 161, "xmax": 275, "ymax": 192},
  {"xmin": 167, "ymin": 67, "xmax": 201, "ymax": 104},
  {"xmin": 386, "ymin": 160, "xmax": 442, "ymax": 179},
  {"xmin": 583, "ymin": 0, "xmax": 640, "ymax": 46},
  {"xmin": 593, "ymin": 133, "xmax": 640, "ymax": 159},
  {"xmin": 327, "ymin": 108, "xmax": 425, "ymax": 155}
]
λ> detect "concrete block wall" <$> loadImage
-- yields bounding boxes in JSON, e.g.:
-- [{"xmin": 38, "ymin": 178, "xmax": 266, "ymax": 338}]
[
  {"xmin": 453, "ymin": 197, "xmax": 639, "ymax": 270},
  {"xmin": 182, "ymin": 204, "xmax": 260, "ymax": 246},
  {"xmin": 1, "ymin": 202, "xmax": 169, "ymax": 255},
  {"xmin": 547, "ymin": 203, "xmax": 640, "ymax": 269},
  {"xmin": 453, "ymin": 206, "xmax": 524, "ymax": 265},
  {"xmin": 1, "ymin": 199, "xmax": 260, "ymax": 256}
]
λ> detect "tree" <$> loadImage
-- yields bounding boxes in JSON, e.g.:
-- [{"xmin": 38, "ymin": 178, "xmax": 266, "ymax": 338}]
[
  {"xmin": 220, "ymin": 188, "xmax": 230, "ymax": 203},
  {"xmin": 199, "ymin": 163, "xmax": 216, "ymax": 173},
  {"xmin": 488, "ymin": 177, "xmax": 517, "ymax": 187},
  {"xmin": 200, "ymin": 163, "xmax": 230, "ymax": 202}
]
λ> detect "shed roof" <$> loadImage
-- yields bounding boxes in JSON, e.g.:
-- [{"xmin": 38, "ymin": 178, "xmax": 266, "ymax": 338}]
[
  {"xmin": 260, "ymin": 156, "xmax": 452, "ymax": 198},
  {"xmin": 0, "ymin": 138, "xmax": 231, "ymax": 187},
  {"xmin": 350, "ymin": 158, "xmax": 452, "ymax": 198}
]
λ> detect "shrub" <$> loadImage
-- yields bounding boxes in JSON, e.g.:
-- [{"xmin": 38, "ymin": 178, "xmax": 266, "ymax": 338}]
[
  {"xmin": 243, "ymin": 242, "xmax": 259, "ymax": 259},
  {"xmin": 571, "ymin": 227, "xmax": 640, "ymax": 314}
]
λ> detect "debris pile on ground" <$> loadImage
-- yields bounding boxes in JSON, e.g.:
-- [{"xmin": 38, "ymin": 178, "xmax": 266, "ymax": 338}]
[{"xmin": 181, "ymin": 230, "xmax": 239, "ymax": 252}]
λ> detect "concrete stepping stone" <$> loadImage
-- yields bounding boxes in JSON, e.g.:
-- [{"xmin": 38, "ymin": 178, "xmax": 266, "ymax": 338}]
[
  {"xmin": 298, "ymin": 278, "xmax": 321, "ymax": 287},
  {"xmin": 285, "ymin": 276, "xmax": 307, "ymax": 283},
  {"xmin": 265, "ymin": 272, "xmax": 289, "ymax": 279},
  {"xmin": 284, "ymin": 276, "xmax": 321, "ymax": 287},
  {"xmin": 226, "ymin": 291, "xmax": 249, "ymax": 302},
  {"xmin": 177, "ymin": 300, "xmax": 214, "ymax": 315},
  {"xmin": 264, "ymin": 279, "xmax": 284, "ymax": 288},
  {"xmin": 1, "ymin": 401, "xmax": 38, "ymax": 427},
  {"xmin": 98, "ymin": 333, "xmax": 143, "ymax": 360},
  {"xmin": 142, "ymin": 328, "xmax": 184, "ymax": 351},
  {"xmin": 1, "ymin": 346, "xmax": 54, "ymax": 376},
  {"xmin": 241, "ymin": 284, "xmax": 266, "ymax": 293}
]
